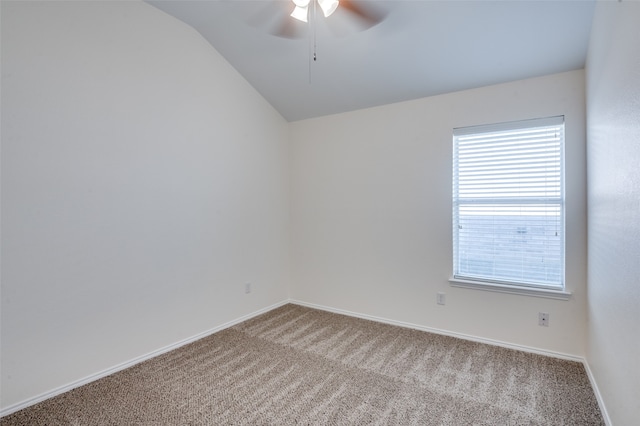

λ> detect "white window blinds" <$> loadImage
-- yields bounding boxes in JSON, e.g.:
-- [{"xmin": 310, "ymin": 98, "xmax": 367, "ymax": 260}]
[{"xmin": 452, "ymin": 116, "xmax": 565, "ymax": 289}]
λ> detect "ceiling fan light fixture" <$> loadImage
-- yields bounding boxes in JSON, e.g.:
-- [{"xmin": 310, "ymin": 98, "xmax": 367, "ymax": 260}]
[
  {"xmin": 318, "ymin": 0, "xmax": 339, "ymax": 17},
  {"xmin": 290, "ymin": 0, "xmax": 310, "ymax": 22},
  {"xmin": 290, "ymin": 5, "xmax": 309, "ymax": 22}
]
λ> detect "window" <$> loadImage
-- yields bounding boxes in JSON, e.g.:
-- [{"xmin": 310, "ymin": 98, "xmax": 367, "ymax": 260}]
[{"xmin": 451, "ymin": 116, "xmax": 566, "ymax": 296}]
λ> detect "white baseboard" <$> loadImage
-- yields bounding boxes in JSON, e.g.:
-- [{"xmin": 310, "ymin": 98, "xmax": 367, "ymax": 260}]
[
  {"xmin": 0, "ymin": 300, "xmax": 288, "ymax": 418},
  {"xmin": 582, "ymin": 359, "xmax": 612, "ymax": 426},
  {"xmin": 290, "ymin": 299, "xmax": 585, "ymax": 362},
  {"xmin": 3, "ymin": 298, "xmax": 611, "ymax": 424},
  {"xmin": 290, "ymin": 300, "xmax": 615, "ymax": 424},
  {"xmin": 293, "ymin": 300, "xmax": 613, "ymax": 423}
]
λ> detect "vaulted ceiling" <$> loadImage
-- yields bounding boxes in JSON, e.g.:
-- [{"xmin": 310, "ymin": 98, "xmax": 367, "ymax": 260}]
[{"xmin": 148, "ymin": 1, "xmax": 596, "ymax": 122}]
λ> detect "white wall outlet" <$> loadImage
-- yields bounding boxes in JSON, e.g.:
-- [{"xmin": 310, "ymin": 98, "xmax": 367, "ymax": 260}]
[
  {"xmin": 245, "ymin": 282, "xmax": 252, "ymax": 294},
  {"xmin": 437, "ymin": 292, "xmax": 446, "ymax": 305},
  {"xmin": 538, "ymin": 312, "xmax": 549, "ymax": 326}
]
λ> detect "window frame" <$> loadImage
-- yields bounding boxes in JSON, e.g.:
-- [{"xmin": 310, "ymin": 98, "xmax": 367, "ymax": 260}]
[{"xmin": 450, "ymin": 116, "xmax": 571, "ymax": 300}]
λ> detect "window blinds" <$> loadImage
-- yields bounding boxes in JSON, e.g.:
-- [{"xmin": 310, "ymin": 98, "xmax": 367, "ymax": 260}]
[{"xmin": 452, "ymin": 116, "xmax": 565, "ymax": 289}]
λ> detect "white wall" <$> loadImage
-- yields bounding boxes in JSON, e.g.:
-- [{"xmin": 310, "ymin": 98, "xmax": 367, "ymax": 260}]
[
  {"xmin": 585, "ymin": 1, "xmax": 640, "ymax": 424},
  {"xmin": 1, "ymin": 0, "xmax": 608, "ymax": 417},
  {"xmin": 290, "ymin": 70, "xmax": 587, "ymax": 357},
  {"xmin": 0, "ymin": 1, "xmax": 289, "ymax": 410}
]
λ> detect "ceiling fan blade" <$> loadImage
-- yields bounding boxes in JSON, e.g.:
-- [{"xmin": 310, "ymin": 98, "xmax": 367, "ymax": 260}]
[
  {"xmin": 271, "ymin": 14, "xmax": 307, "ymax": 39},
  {"xmin": 340, "ymin": 0, "xmax": 387, "ymax": 28},
  {"xmin": 245, "ymin": 0, "xmax": 306, "ymax": 39}
]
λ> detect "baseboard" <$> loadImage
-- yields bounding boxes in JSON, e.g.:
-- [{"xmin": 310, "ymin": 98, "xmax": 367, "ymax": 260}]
[
  {"xmin": 289, "ymin": 299, "xmax": 613, "ymax": 426},
  {"xmin": 3, "ymin": 298, "xmax": 609, "ymax": 422},
  {"xmin": 290, "ymin": 299, "xmax": 615, "ymax": 424},
  {"xmin": 582, "ymin": 359, "xmax": 612, "ymax": 426},
  {"xmin": 0, "ymin": 300, "xmax": 288, "ymax": 418},
  {"xmin": 290, "ymin": 299, "xmax": 585, "ymax": 363}
]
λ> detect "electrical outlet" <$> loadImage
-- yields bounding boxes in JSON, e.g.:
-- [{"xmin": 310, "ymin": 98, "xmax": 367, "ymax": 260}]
[
  {"xmin": 245, "ymin": 282, "xmax": 252, "ymax": 294},
  {"xmin": 437, "ymin": 292, "xmax": 446, "ymax": 305},
  {"xmin": 538, "ymin": 312, "xmax": 549, "ymax": 326}
]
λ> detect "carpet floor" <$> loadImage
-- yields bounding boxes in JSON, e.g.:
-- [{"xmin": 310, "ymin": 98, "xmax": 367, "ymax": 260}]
[{"xmin": 0, "ymin": 304, "xmax": 603, "ymax": 425}]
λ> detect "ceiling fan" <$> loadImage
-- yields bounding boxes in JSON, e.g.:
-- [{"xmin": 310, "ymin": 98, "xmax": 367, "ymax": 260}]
[{"xmin": 270, "ymin": 0, "xmax": 387, "ymax": 39}]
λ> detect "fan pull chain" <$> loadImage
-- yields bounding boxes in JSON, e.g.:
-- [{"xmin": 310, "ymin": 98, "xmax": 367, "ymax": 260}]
[
  {"xmin": 308, "ymin": 20, "xmax": 313, "ymax": 83},
  {"xmin": 313, "ymin": 0, "xmax": 317, "ymax": 62},
  {"xmin": 308, "ymin": 0, "xmax": 318, "ymax": 83}
]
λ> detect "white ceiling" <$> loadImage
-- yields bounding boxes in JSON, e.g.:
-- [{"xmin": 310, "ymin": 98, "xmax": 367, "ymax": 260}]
[{"xmin": 148, "ymin": 0, "xmax": 596, "ymax": 122}]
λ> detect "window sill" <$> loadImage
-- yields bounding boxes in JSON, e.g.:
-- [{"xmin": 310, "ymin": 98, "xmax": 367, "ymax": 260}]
[{"xmin": 448, "ymin": 277, "xmax": 571, "ymax": 300}]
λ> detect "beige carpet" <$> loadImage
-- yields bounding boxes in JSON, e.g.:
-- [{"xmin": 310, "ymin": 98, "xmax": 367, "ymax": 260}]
[{"xmin": 1, "ymin": 304, "xmax": 603, "ymax": 425}]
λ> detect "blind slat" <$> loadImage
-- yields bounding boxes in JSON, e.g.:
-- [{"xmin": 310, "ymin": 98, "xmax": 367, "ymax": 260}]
[{"xmin": 453, "ymin": 116, "xmax": 565, "ymax": 289}]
